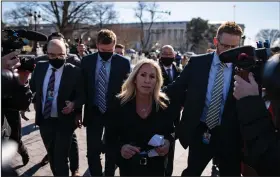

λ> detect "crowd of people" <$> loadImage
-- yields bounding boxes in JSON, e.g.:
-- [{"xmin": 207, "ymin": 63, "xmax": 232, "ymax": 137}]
[{"xmin": 2, "ymin": 21, "xmax": 280, "ymax": 176}]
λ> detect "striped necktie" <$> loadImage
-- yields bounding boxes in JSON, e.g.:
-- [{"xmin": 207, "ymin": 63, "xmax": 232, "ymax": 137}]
[
  {"xmin": 43, "ymin": 68, "xmax": 56, "ymax": 119},
  {"xmin": 205, "ymin": 62, "xmax": 226, "ymax": 129},
  {"xmin": 96, "ymin": 61, "xmax": 107, "ymax": 113}
]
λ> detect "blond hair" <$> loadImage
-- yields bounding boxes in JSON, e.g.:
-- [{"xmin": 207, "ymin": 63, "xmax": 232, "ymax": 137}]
[{"xmin": 117, "ymin": 59, "xmax": 169, "ymax": 110}]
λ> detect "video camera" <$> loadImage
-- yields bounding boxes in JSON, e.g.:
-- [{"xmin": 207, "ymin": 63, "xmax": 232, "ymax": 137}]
[
  {"xmin": 219, "ymin": 40, "xmax": 271, "ymax": 88},
  {"xmin": 2, "ymin": 29, "xmax": 47, "ymax": 72}
]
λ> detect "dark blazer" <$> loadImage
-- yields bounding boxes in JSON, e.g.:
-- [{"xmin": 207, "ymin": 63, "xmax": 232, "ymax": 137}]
[
  {"xmin": 35, "ymin": 53, "xmax": 81, "ymax": 68},
  {"xmin": 160, "ymin": 63, "xmax": 181, "ymax": 87},
  {"xmin": 164, "ymin": 52, "xmax": 241, "ymax": 151},
  {"xmin": 30, "ymin": 61, "xmax": 84, "ymax": 126},
  {"xmin": 160, "ymin": 62, "xmax": 183, "ymax": 128},
  {"xmin": 81, "ymin": 52, "xmax": 131, "ymax": 126},
  {"xmin": 107, "ymin": 97, "xmax": 175, "ymax": 167}
]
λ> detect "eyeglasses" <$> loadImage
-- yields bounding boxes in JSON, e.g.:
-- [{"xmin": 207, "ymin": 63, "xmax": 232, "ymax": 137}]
[{"xmin": 217, "ymin": 38, "xmax": 239, "ymax": 49}]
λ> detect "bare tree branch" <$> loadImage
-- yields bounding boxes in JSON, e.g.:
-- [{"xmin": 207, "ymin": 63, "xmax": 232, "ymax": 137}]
[
  {"xmin": 134, "ymin": 2, "xmax": 167, "ymax": 51},
  {"xmin": 3, "ymin": 2, "xmax": 95, "ymax": 35},
  {"xmin": 90, "ymin": 3, "xmax": 118, "ymax": 29}
]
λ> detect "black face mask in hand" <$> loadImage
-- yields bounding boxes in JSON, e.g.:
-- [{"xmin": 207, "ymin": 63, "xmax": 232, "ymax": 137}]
[
  {"xmin": 99, "ymin": 52, "xmax": 113, "ymax": 61},
  {"xmin": 160, "ymin": 57, "xmax": 174, "ymax": 67},
  {"xmin": 49, "ymin": 58, "xmax": 65, "ymax": 69}
]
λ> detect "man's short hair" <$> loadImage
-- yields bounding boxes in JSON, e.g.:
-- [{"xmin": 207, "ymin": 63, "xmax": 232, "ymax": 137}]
[
  {"xmin": 48, "ymin": 32, "xmax": 65, "ymax": 41},
  {"xmin": 116, "ymin": 44, "xmax": 125, "ymax": 49},
  {"xmin": 96, "ymin": 29, "xmax": 117, "ymax": 45},
  {"xmin": 216, "ymin": 21, "xmax": 243, "ymax": 38}
]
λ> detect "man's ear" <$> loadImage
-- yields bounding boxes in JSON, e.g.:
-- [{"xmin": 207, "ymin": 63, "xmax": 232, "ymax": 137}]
[{"xmin": 213, "ymin": 37, "xmax": 218, "ymax": 47}]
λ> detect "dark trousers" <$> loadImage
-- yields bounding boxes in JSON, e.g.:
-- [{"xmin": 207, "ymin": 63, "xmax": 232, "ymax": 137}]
[
  {"xmin": 42, "ymin": 132, "xmax": 79, "ymax": 173},
  {"xmin": 86, "ymin": 118, "xmax": 104, "ymax": 176},
  {"xmin": 181, "ymin": 122, "xmax": 241, "ymax": 176},
  {"xmin": 165, "ymin": 141, "xmax": 176, "ymax": 176},
  {"xmin": 69, "ymin": 132, "xmax": 79, "ymax": 173},
  {"xmin": 39, "ymin": 118, "xmax": 75, "ymax": 176},
  {"xmin": 4, "ymin": 110, "xmax": 27, "ymax": 154},
  {"xmin": 86, "ymin": 117, "xmax": 116, "ymax": 176},
  {"xmin": 103, "ymin": 129, "xmax": 118, "ymax": 176},
  {"xmin": 119, "ymin": 156, "xmax": 165, "ymax": 176}
]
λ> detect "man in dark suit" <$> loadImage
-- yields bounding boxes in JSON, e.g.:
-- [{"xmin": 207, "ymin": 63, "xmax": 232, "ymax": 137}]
[
  {"xmin": 30, "ymin": 39, "xmax": 83, "ymax": 176},
  {"xmin": 34, "ymin": 33, "xmax": 81, "ymax": 176},
  {"xmin": 159, "ymin": 45, "xmax": 182, "ymax": 176},
  {"xmin": 81, "ymin": 29, "xmax": 131, "ymax": 176},
  {"xmin": 164, "ymin": 22, "xmax": 244, "ymax": 176}
]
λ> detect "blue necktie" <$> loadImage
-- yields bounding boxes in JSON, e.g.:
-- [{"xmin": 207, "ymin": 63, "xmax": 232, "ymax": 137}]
[
  {"xmin": 96, "ymin": 61, "xmax": 107, "ymax": 113},
  {"xmin": 167, "ymin": 69, "xmax": 173, "ymax": 82},
  {"xmin": 43, "ymin": 68, "xmax": 56, "ymax": 119}
]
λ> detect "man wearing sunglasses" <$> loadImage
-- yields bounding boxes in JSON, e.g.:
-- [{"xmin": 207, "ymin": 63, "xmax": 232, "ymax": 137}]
[{"xmin": 163, "ymin": 22, "xmax": 243, "ymax": 176}]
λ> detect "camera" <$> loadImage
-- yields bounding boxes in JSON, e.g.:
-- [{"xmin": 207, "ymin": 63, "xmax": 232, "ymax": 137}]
[
  {"xmin": 2, "ymin": 29, "xmax": 47, "ymax": 72},
  {"xmin": 17, "ymin": 54, "xmax": 36, "ymax": 72},
  {"xmin": 219, "ymin": 41, "xmax": 271, "ymax": 88}
]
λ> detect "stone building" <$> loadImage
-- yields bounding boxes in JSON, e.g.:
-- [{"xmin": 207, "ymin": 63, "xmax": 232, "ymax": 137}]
[{"xmin": 5, "ymin": 21, "xmax": 245, "ymax": 53}]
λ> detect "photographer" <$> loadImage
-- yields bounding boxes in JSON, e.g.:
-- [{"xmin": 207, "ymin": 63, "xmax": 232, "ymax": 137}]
[
  {"xmin": 233, "ymin": 53, "xmax": 280, "ymax": 176},
  {"xmin": 2, "ymin": 51, "xmax": 33, "ymax": 166}
]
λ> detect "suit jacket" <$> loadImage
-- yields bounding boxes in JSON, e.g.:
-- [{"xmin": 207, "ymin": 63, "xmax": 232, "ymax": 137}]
[
  {"xmin": 160, "ymin": 62, "xmax": 183, "ymax": 128},
  {"xmin": 81, "ymin": 52, "xmax": 131, "ymax": 126},
  {"xmin": 164, "ymin": 52, "xmax": 241, "ymax": 151},
  {"xmin": 35, "ymin": 53, "xmax": 81, "ymax": 68},
  {"xmin": 30, "ymin": 62, "xmax": 84, "ymax": 126},
  {"xmin": 160, "ymin": 62, "xmax": 181, "ymax": 87}
]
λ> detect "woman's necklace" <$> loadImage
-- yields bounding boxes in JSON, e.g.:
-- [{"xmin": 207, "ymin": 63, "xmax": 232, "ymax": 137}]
[{"xmin": 139, "ymin": 102, "xmax": 152, "ymax": 118}]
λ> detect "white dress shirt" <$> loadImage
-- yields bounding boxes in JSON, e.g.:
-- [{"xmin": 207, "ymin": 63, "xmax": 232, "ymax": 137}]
[
  {"xmin": 42, "ymin": 65, "xmax": 64, "ymax": 117},
  {"xmin": 163, "ymin": 65, "xmax": 174, "ymax": 80}
]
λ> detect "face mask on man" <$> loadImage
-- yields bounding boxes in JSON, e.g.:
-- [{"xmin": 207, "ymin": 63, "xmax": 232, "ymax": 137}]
[
  {"xmin": 49, "ymin": 58, "xmax": 65, "ymax": 69},
  {"xmin": 99, "ymin": 51, "xmax": 113, "ymax": 61},
  {"xmin": 160, "ymin": 57, "xmax": 174, "ymax": 66}
]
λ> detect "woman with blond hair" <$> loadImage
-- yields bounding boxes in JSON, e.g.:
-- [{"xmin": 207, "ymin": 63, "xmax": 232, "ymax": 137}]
[{"xmin": 106, "ymin": 59, "xmax": 175, "ymax": 176}]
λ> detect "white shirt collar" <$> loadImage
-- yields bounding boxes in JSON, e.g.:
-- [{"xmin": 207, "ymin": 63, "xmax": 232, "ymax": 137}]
[
  {"xmin": 163, "ymin": 64, "xmax": 173, "ymax": 70},
  {"xmin": 48, "ymin": 64, "xmax": 64, "ymax": 72}
]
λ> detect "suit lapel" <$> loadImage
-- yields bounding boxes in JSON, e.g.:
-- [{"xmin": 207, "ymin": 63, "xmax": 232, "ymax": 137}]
[
  {"xmin": 160, "ymin": 64, "xmax": 169, "ymax": 82},
  {"xmin": 38, "ymin": 63, "xmax": 49, "ymax": 98},
  {"xmin": 199, "ymin": 53, "xmax": 215, "ymax": 100},
  {"xmin": 221, "ymin": 65, "xmax": 236, "ymax": 122},
  {"xmin": 107, "ymin": 55, "xmax": 118, "ymax": 101},
  {"xmin": 58, "ymin": 64, "xmax": 71, "ymax": 103},
  {"xmin": 90, "ymin": 53, "xmax": 98, "ymax": 91}
]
